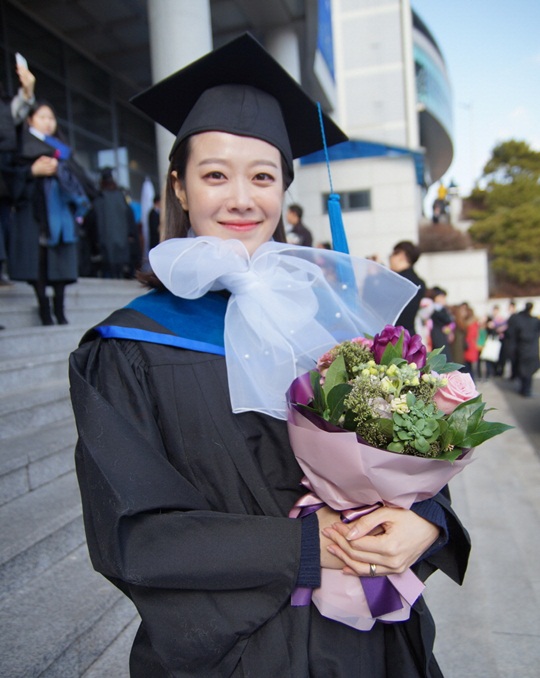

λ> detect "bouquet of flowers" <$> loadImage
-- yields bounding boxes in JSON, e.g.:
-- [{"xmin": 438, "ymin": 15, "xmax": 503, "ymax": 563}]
[{"xmin": 287, "ymin": 325, "xmax": 512, "ymax": 630}]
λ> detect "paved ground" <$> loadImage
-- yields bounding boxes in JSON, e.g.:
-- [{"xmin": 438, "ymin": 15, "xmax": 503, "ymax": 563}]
[{"xmin": 426, "ymin": 375, "xmax": 540, "ymax": 678}]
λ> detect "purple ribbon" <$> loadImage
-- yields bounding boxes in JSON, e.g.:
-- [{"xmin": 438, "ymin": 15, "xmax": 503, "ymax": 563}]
[
  {"xmin": 290, "ymin": 497, "xmax": 404, "ymax": 616},
  {"xmin": 341, "ymin": 506, "xmax": 404, "ymax": 616}
]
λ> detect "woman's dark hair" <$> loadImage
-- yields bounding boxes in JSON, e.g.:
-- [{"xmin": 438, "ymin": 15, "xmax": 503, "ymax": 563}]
[{"xmin": 138, "ymin": 135, "xmax": 293, "ymax": 288}]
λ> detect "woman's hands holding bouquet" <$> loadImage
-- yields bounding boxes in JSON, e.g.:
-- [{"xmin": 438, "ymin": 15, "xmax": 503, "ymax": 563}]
[{"xmin": 319, "ymin": 506, "xmax": 439, "ymax": 577}]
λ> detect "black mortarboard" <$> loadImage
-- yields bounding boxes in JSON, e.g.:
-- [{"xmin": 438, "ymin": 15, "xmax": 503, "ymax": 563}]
[{"xmin": 130, "ymin": 33, "xmax": 347, "ymax": 174}]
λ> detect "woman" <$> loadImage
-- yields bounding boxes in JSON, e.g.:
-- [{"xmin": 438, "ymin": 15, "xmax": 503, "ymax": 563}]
[
  {"xmin": 70, "ymin": 35, "xmax": 469, "ymax": 677},
  {"xmin": 7, "ymin": 101, "xmax": 89, "ymax": 324}
]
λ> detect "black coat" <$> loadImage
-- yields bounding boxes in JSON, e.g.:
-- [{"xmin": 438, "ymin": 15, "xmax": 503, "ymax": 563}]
[
  {"xmin": 69, "ymin": 303, "xmax": 470, "ymax": 678},
  {"xmin": 395, "ymin": 268, "xmax": 426, "ymax": 335},
  {"xmin": 505, "ymin": 310, "xmax": 540, "ymax": 378},
  {"xmin": 5, "ymin": 129, "xmax": 84, "ymax": 283},
  {"xmin": 430, "ymin": 306, "xmax": 454, "ymax": 361}
]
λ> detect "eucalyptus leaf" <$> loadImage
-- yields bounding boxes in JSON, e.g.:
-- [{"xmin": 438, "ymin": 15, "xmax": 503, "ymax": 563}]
[
  {"xmin": 310, "ymin": 370, "xmax": 326, "ymax": 413},
  {"xmin": 323, "ymin": 354, "xmax": 348, "ymax": 396},
  {"xmin": 379, "ymin": 333, "xmax": 405, "ymax": 365},
  {"xmin": 326, "ymin": 383, "xmax": 353, "ymax": 424},
  {"xmin": 460, "ymin": 420, "xmax": 514, "ymax": 448}
]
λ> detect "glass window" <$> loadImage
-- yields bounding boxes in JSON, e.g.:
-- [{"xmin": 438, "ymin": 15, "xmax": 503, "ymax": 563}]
[
  {"xmin": 4, "ymin": 4, "xmax": 63, "ymax": 76},
  {"xmin": 31, "ymin": 68, "xmax": 68, "ymax": 120},
  {"xmin": 65, "ymin": 46, "xmax": 111, "ymax": 102},
  {"xmin": 117, "ymin": 103, "xmax": 155, "ymax": 146},
  {"xmin": 70, "ymin": 92, "xmax": 113, "ymax": 142},
  {"xmin": 72, "ymin": 130, "xmax": 111, "ymax": 183},
  {"xmin": 322, "ymin": 191, "xmax": 371, "ymax": 213}
]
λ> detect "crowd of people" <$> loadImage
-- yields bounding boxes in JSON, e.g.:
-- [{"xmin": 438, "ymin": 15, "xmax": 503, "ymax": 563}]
[{"xmin": 386, "ymin": 242, "xmax": 540, "ymax": 398}]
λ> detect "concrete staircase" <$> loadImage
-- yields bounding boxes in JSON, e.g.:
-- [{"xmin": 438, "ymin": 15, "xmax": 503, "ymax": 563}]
[{"xmin": 0, "ymin": 279, "xmax": 145, "ymax": 677}]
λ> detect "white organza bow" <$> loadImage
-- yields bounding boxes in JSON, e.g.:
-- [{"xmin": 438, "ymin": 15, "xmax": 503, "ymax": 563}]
[{"xmin": 149, "ymin": 237, "xmax": 417, "ymax": 419}]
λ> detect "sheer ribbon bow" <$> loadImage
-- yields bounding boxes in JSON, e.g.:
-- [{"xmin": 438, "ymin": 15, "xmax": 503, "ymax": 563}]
[{"xmin": 150, "ymin": 237, "xmax": 417, "ymax": 419}]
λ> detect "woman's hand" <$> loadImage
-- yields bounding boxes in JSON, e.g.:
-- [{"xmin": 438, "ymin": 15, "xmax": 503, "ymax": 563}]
[
  {"xmin": 316, "ymin": 506, "xmax": 352, "ymax": 569},
  {"xmin": 16, "ymin": 65, "xmax": 36, "ymax": 101},
  {"xmin": 31, "ymin": 156, "xmax": 58, "ymax": 177},
  {"xmin": 322, "ymin": 506, "xmax": 440, "ymax": 577}
]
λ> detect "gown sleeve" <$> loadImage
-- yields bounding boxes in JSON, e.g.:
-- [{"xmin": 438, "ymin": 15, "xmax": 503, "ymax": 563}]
[{"xmin": 69, "ymin": 337, "xmax": 305, "ymax": 675}]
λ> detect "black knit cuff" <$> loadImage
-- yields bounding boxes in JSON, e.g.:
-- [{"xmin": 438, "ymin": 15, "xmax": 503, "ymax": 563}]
[
  {"xmin": 411, "ymin": 497, "xmax": 449, "ymax": 560},
  {"xmin": 295, "ymin": 512, "xmax": 321, "ymax": 589}
]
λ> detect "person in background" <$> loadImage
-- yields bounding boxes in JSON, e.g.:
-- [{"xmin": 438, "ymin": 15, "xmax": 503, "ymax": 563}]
[
  {"xmin": 148, "ymin": 194, "xmax": 161, "ymax": 249},
  {"xmin": 286, "ymin": 203, "xmax": 313, "ymax": 246},
  {"xmin": 462, "ymin": 306, "xmax": 480, "ymax": 380},
  {"xmin": 505, "ymin": 301, "xmax": 540, "ymax": 397},
  {"xmin": 69, "ymin": 35, "xmax": 469, "ymax": 677},
  {"xmin": 426, "ymin": 286, "xmax": 455, "ymax": 361},
  {"xmin": 416, "ymin": 294, "xmax": 435, "ymax": 351},
  {"xmin": 6, "ymin": 100, "xmax": 89, "ymax": 324},
  {"xmin": 84, "ymin": 168, "xmax": 136, "ymax": 278},
  {"xmin": 389, "ymin": 240, "xmax": 426, "ymax": 336},
  {"xmin": 0, "ymin": 59, "xmax": 36, "ymax": 287},
  {"xmin": 496, "ymin": 300, "xmax": 516, "ymax": 378},
  {"xmin": 451, "ymin": 302, "xmax": 473, "ymax": 367}
]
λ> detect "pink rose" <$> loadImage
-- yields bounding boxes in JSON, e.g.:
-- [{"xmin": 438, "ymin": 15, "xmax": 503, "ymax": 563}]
[{"xmin": 433, "ymin": 371, "xmax": 479, "ymax": 414}]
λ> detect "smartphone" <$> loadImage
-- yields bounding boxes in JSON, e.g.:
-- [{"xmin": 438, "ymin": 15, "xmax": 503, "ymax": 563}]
[{"xmin": 15, "ymin": 52, "xmax": 28, "ymax": 69}]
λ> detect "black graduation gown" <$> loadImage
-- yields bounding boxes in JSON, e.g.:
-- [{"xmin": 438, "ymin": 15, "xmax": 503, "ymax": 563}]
[{"xmin": 69, "ymin": 299, "xmax": 470, "ymax": 678}]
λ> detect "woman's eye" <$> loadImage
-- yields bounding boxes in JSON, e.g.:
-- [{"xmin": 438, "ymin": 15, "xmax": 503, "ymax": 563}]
[
  {"xmin": 204, "ymin": 171, "xmax": 225, "ymax": 180},
  {"xmin": 254, "ymin": 172, "xmax": 274, "ymax": 182}
]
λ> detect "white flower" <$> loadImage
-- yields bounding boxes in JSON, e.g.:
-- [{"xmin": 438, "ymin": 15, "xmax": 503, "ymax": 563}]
[
  {"xmin": 370, "ymin": 397, "xmax": 392, "ymax": 418},
  {"xmin": 390, "ymin": 395, "xmax": 410, "ymax": 414}
]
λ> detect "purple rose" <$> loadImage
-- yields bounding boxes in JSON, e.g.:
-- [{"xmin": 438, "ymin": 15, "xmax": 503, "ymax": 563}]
[
  {"xmin": 405, "ymin": 333, "xmax": 427, "ymax": 369},
  {"xmin": 372, "ymin": 325, "xmax": 427, "ymax": 368}
]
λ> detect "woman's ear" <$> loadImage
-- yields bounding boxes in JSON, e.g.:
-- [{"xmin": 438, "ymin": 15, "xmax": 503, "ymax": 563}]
[{"xmin": 170, "ymin": 170, "xmax": 188, "ymax": 211}]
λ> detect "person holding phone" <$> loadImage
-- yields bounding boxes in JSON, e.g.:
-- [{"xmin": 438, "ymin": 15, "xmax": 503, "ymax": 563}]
[
  {"xmin": 0, "ymin": 54, "xmax": 36, "ymax": 291},
  {"xmin": 6, "ymin": 99, "xmax": 90, "ymax": 324}
]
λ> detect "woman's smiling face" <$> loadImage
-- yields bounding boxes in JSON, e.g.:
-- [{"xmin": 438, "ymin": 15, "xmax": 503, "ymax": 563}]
[
  {"xmin": 28, "ymin": 105, "xmax": 57, "ymax": 136},
  {"xmin": 171, "ymin": 131, "xmax": 285, "ymax": 255}
]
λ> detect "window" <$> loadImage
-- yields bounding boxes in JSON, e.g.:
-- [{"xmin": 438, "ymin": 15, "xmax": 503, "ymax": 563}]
[{"xmin": 322, "ymin": 190, "xmax": 371, "ymax": 213}]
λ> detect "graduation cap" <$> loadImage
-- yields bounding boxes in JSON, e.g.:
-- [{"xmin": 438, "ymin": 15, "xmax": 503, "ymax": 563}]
[{"xmin": 130, "ymin": 33, "xmax": 348, "ymax": 174}]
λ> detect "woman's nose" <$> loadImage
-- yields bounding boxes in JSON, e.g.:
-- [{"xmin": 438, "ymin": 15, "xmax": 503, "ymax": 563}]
[{"xmin": 226, "ymin": 179, "xmax": 255, "ymax": 211}]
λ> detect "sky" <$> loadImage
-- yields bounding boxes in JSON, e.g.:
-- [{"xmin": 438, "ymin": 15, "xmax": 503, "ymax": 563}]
[{"xmin": 410, "ymin": 0, "xmax": 540, "ymax": 203}]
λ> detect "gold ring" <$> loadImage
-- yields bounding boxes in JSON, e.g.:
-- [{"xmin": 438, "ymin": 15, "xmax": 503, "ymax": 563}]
[{"xmin": 369, "ymin": 563, "xmax": 377, "ymax": 577}]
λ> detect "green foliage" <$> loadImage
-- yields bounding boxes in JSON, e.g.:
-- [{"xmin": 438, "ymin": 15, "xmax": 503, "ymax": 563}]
[
  {"xmin": 424, "ymin": 347, "xmax": 462, "ymax": 374},
  {"xmin": 388, "ymin": 393, "xmax": 444, "ymax": 456},
  {"xmin": 301, "ymin": 336, "xmax": 513, "ymax": 459},
  {"xmin": 468, "ymin": 140, "xmax": 540, "ymax": 292},
  {"xmin": 308, "ymin": 355, "xmax": 352, "ymax": 425}
]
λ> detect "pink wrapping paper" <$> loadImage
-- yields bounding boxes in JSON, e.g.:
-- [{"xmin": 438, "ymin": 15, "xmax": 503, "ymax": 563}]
[
  {"xmin": 288, "ymin": 403, "xmax": 474, "ymax": 511},
  {"xmin": 287, "ymin": 373, "xmax": 475, "ymax": 630}
]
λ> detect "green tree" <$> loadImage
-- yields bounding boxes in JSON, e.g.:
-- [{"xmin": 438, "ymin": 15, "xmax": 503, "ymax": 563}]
[{"xmin": 468, "ymin": 140, "xmax": 540, "ymax": 294}]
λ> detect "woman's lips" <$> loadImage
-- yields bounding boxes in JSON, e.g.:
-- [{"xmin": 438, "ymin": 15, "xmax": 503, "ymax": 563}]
[{"xmin": 219, "ymin": 221, "xmax": 260, "ymax": 231}]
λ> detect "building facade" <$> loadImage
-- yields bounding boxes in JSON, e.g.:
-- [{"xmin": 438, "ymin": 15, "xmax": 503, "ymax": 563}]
[{"xmin": 0, "ymin": 0, "xmax": 453, "ymax": 260}]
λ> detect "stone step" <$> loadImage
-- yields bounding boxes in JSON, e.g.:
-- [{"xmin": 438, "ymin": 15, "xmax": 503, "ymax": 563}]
[
  {"xmin": 0, "ymin": 379, "xmax": 71, "ymax": 440},
  {"xmin": 0, "ymin": 471, "xmax": 83, "ymax": 600},
  {"xmin": 82, "ymin": 617, "xmax": 138, "ymax": 678},
  {"xmin": 0, "ymin": 416, "xmax": 77, "ymax": 506},
  {"xmin": 0, "ymin": 350, "xmax": 69, "ymax": 391},
  {"xmin": 0, "ymin": 279, "xmax": 144, "ymax": 329},
  {"xmin": 0, "ymin": 544, "xmax": 138, "ymax": 678},
  {"xmin": 0, "ymin": 304, "xmax": 137, "ymax": 330},
  {"xmin": 0, "ymin": 324, "xmax": 86, "ymax": 360}
]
